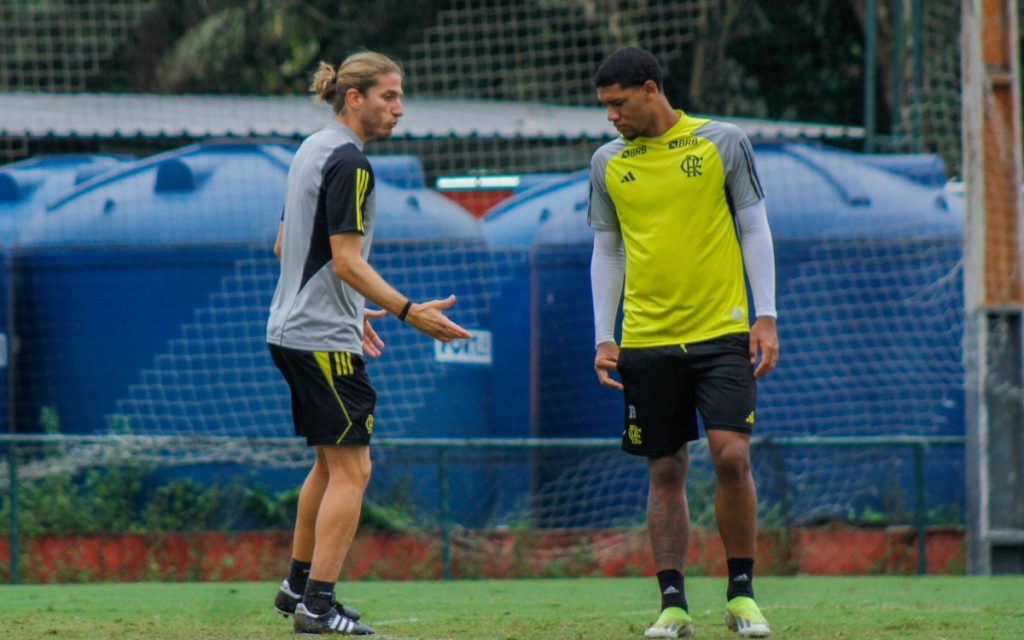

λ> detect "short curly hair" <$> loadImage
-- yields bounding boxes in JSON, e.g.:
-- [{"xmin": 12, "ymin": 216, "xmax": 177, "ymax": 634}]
[{"xmin": 594, "ymin": 47, "xmax": 663, "ymax": 90}]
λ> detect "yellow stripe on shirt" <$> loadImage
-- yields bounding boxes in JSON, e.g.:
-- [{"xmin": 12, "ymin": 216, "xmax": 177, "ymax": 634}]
[{"xmin": 355, "ymin": 167, "xmax": 368, "ymax": 232}]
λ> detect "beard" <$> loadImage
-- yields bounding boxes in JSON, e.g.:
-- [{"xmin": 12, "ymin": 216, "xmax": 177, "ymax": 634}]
[{"xmin": 361, "ymin": 111, "xmax": 394, "ymax": 141}]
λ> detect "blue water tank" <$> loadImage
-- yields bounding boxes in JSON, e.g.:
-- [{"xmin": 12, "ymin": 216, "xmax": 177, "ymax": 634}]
[
  {"xmin": 474, "ymin": 173, "xmax": 591, "ymax": 525},
  {"xmin": 509, "ymin": 172, "xmax": 572, "ymax": 195},
  {"xmin": 531, "ymin": 203, "xmax": 606, "ymax": 438},
  {"xmin": 847, "ymin": 149, "xmax": 946, "ymax": 187},
  {"xmin": 12, "ymin": 142, "xmax": 295, "ymax": 437},
  {"xmin": 482, "ymin": 171, "xmax": 589, "ymax": 249},
  {"xmin": 1, "ymin": 154, "xmax": 133, "ymax": 244},
  {"xmin": 0, "ymin": 244, "xmax": 8, "ymax": 433},
  {"xmin": 367, "ymin": 155, "xmax": 426, "ymax": 190},
  {"xmin": 522, "ymin": 143, "xmax": 964, "ymax": 523},
  {"xmin": 752, "ymin": 143, "xmax": 963, "ymax": 523},
  {"xmin": 480, "ymin": 171, "xmax": 589, "ymax": 442},
  {"xmin": 361, "ymin": 184, "xmax": 499, "ymax": 525},
  {"xmin": 1, "ymin": 154, "xmax": 132, "ymax": 434}
]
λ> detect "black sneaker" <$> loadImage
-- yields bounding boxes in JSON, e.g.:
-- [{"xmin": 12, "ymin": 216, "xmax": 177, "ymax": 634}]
[
  {"xmin": 294, "ymin": 602, "xmax": 375, "ymax": 635},
  {"xmin": 275, "ymin": 579, "xmax": 361, "ymax": 621}
]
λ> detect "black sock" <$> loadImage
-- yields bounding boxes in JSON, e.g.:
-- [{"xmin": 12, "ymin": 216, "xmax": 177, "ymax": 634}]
[
  {"xmin": 656, "ymin": 569, "xmax": 687, "ymax": 611},
  {"xmin": 287, "ymin": 559, "xmax": 312, "ymax": 595},
  {"xmin": 727, "ymin": 557, "xmax": 755, "ymax": 600},
  {"xmin": 303, "ymin": 578, "xmax": 336, "ymax": 615}
]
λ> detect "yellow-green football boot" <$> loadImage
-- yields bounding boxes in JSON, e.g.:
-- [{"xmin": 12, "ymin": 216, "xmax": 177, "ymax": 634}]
[
  {"xmin": 644, "ymin": 606, "xmax": 694, "ymax": 638},
  {"xmin": 725, "ymin": 596, "xmax": 770, "ymax": 637}
]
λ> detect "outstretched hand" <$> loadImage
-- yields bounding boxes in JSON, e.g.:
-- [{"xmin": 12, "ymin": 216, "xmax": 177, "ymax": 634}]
[
  {"xmin": 594, "ymin": 341, "xmax": 623, "ymax": 390},
  {"xmin": 405, "ymin": 295, "xmax": 472, "ymax": 343},
  {"xmin": 749, "ymin": 316, "xmax": 779, "ymax": 378},
  {"xmin": 363, "ymin": 308, "xmax": 387, "ymax": 357}
]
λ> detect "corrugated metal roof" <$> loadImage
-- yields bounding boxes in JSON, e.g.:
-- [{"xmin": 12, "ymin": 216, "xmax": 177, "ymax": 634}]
[{"xmin": 0, "ymin": 92, "xmax": 864, "ymax": 141}]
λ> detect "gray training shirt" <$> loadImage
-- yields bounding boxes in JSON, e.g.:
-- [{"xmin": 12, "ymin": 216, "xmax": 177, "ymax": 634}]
[{"xmin": 267, "ymin": 121, "xmax": 376, "ymax": 354}]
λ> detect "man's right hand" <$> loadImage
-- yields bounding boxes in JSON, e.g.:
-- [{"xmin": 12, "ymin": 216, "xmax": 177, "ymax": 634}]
[
  {"xmin": 405, "ymin": 295, "xmax": 472, "ymax": 343},
  {"xmin": 594, "ymin": 340, "xmax": 623, "ymax": 390}
]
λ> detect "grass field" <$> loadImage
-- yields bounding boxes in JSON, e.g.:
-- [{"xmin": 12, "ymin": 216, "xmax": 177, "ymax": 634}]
[{"xmin": 1, "ymin": 576, "xmax": 1022, "ymax": 639}]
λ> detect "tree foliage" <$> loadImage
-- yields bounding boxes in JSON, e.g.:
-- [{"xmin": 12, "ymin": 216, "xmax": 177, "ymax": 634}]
[
  {"xmin": 83, "ymin": 0, "xmax": 916, "ymax": 128},
  {"xmin": 100, "ymin": 0, "xmax": 450, "ymax": 95},
  {"xmin": 689, "ymin": 1, "xmax": 867, "ymax": 125}
]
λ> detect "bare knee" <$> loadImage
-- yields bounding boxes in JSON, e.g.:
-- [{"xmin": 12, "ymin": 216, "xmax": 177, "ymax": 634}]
[
  {"xmin": 321, "ymin": 445, "xmax": 373, "ymax": 490},
  {"xmin": 357, "ymin": 458, "xmax": 372, "ymax": 489},
  {"xmin": 648, "ymin": 451, "xmax": 688, "ymax": 492},
  {"xmin": 711, "ymin": 441, "xmax": 751, "ymax": 485},
  {"xmin": 311, "ymin": 453, "xmax": 330, "ymax": 482},
  {"xmin": 338, "ymin": 455, "xmax": 372, "ymax": 490}
]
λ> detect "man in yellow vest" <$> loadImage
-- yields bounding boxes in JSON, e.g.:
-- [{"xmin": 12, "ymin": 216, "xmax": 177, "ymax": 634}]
[{"xmin": 588, "ymin": 46, "xmax": 779, "ymax": 639}]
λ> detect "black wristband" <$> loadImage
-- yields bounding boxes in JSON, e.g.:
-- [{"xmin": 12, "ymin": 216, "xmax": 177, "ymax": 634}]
[{"xmin": 397, "ymin": 300, "xmax": 413, "ymax": 322}]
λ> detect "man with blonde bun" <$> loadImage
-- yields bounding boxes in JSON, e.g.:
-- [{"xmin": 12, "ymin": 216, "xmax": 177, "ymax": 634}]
[{"xmin": 267, "ymin": 51, "xmax": 470, "ymax": 635}]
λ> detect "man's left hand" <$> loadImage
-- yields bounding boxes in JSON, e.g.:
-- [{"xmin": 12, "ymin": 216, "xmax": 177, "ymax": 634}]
[
  {"xmin": 363, "ymin": 308, "xmax": 387, "ymax": 357},
  {"xmin": 749, "ymin": 316, "xmax": 779, "ymax": 378}
]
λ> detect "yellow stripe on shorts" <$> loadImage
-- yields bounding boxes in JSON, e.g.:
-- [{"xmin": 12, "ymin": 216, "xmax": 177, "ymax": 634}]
[{"xmin": 314, "ymin": 352, "xmax": 354, "ymax": 432}]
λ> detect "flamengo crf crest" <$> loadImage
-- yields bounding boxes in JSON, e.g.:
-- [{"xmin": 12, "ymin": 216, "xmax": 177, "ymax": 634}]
[{"xmin": 680, "ymin": 155, "xmax": 702, "ymax": 177}]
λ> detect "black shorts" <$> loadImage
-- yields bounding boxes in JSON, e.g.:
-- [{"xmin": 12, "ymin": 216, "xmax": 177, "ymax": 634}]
[
  {"xmin": 617, "ymin": 333, "xmax": 756, "ymax": 458},
  {"xmin": 269, "ymin": 343, "xmax": 376, "ymax": 447}
]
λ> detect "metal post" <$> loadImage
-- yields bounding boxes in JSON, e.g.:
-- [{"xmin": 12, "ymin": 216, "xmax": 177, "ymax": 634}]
[
  {"xmin": 864, "ymin": 0, "xmax": 878, "ymax": 152},
  {"xmin": 890, "ymin": 0, "xmax": 904, "ymax": 141},
  {"xmin": 911, "ymin": 0, "xmax": 924, "ymax": 151},
  {"xmin": 437, "ymin": 448, "xmax": 452, "ymax": 580},
  {"xmin": 962, "ymin": 0, "xmax": 1024, "ymax": 574},
  {"xmin": 7, "ymin": 442, "xmax": 20, "ymax": 584},
  {"xmin": 913, "ymin": 443, "xmax": 927, "ymax": 575}
]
